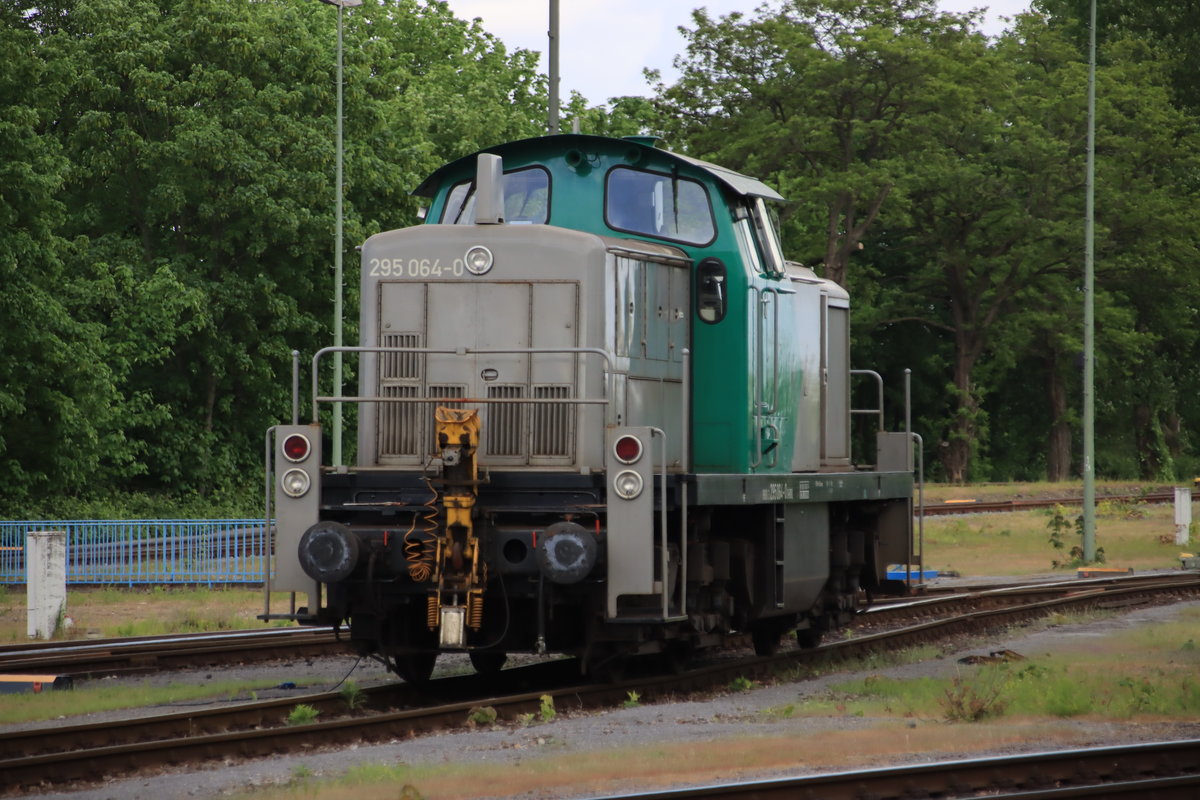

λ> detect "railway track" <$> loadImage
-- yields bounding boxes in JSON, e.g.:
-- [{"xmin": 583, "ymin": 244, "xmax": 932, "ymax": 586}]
[
  {"xmin": 592, "ymin": 739, "xmax": 1200, "ymax": 798},
  {"xmin": 0, "ymin": 626, "xmax": 350, "ymax": 678},
  {"xmin": 923, "ymin": 487, "xmax": 1196, "ymax": 516},
  {"xmin": 4, "ymin": 572, "xmax": 1199, "ymax": 794}
]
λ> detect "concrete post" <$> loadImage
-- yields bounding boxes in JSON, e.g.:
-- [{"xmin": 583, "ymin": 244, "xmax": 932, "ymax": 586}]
[
  {"xmin": 26, "ymin": 530, "xmax": 67, "ymax": 639},
  {"xmin": 1175, "ymin": 488, "xmax": 1193, "ymax": 547}
]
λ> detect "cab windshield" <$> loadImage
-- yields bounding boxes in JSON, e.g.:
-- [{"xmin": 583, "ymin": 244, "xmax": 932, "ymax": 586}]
[
  {"xmin": 441, "ymin": 167, "xmax": 550, "ymax": 224},
  {"xmin": 605, "ymin": 167, "xmax": 715, "ymax": 245}
]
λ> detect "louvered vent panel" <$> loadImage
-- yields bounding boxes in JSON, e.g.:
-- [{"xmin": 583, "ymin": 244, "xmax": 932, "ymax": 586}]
[
  {"xmin": 532, "ymin": 385, "xmax": 574, "ymax": 456},
  {"xmin": 428, "ymin": 384, "xmax": 465, "ymax": 410},
  {"xmin": 381, "ymin": 332, "xmax": 422, "ymax": 380},
  {"xmin": 423, "ymin": 385, "xmax": 465, "ymax": 456},
  {"xmin": 486, "ymin": 385, "xmax": 525, "ymax": 456},
  {"xmin": 379, "ymin": 385, "xmax": 420, "ymax": 456}
]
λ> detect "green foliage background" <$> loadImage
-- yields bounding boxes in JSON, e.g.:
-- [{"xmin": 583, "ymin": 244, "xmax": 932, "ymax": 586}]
[
  {"xmin": 3, "ymin": 0, "xmax": 1198, "ymax": 518},
  {"xmin": 655, "ymin": 0, "xmax": 1200, "ymax": 484}
]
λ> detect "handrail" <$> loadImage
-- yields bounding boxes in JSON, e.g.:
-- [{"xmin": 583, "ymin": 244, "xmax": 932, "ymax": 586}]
[
  {"xmin": 912, "ymin": 431, "xmax": 926, "ymax": 587},
  {"xmin": 850, "ymin": 369, "xmax": 885, "ymax": 432},
  {"xmin": 647, "ymin": 426, "xmax": 687, "ymax": 622},
  {"xmin": 309, "ymin": 345, "xmax": 618, "ymax": 425},
  {"xmin": 308, "ymin": 347, "xmax": 622, "ymax": 467}
]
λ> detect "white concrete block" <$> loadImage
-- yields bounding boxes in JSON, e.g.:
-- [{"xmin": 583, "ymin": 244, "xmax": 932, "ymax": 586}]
[{"xmin": 26, "ymin": 530, "xmax": 67, "ymax": 639}]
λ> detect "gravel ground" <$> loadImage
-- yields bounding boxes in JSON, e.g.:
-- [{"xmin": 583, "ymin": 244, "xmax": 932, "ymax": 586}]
[{"xmin": 14, "ymin": 593, "xmax": 1200, "ymax": 800}]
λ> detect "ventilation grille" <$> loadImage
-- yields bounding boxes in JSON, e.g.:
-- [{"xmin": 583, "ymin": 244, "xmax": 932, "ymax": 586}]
[
  {"xmin": 532, "ymin": 385, "xmax": 574, "ymax": 456},
  {"xmin": 379, "ymin": 385, "xmax": 421, "ymax": 457},
  {"xmin": 379, "ymin": 384, "xmax": 466, "ymax": 458},
  {"xmin": 486, "ymin": 385, "xmax": 525, "ymax": 456},
  {"xmin": 381, "ymin": 332, "xmax": 422, "ymax": 380}
]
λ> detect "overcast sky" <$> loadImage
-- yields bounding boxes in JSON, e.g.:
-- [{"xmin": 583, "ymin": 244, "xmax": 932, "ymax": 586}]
[{"xmin": 440, "ymin": 1, "xmax": 1033, "ymax": 104}]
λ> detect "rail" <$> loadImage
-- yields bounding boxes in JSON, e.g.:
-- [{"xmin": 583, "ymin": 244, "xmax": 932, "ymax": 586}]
[{"xmin": 0, "ymin": 521, "xmax": 267, "ymax": 586}]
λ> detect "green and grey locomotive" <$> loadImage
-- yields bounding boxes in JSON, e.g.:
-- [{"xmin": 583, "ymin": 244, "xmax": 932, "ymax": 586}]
[{"xmin": 265, "ymin": 134, "xmax": 918, "ymax": 681}]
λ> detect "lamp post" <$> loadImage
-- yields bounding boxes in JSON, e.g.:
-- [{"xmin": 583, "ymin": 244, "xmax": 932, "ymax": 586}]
[
  {"xmin": 548, "ymin": 0, "xmax": 560, "ymax": 134},
  {"xmin": 1082, "ymin": 0, "xmax": 1097, "ymax": 561},
  {"xmin": 318, "ymin": 0, "xmax": 360, "ymax": 467}
]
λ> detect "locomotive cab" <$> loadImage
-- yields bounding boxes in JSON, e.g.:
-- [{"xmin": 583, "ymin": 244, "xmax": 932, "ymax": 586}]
[{"xmin": 264, "ymin": 134, "xmax": 918, "ymax": 681}]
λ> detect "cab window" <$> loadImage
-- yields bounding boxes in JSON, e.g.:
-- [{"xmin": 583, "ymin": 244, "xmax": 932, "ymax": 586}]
[
  {"xmin": 733, "ymin": 199, "xmax": 785, "ymax": 276},
  {"xmin": 441, "ymin": 167, "xmax": 550, "ymax": 224},
  {"xmin": 751, "ymin": 197, "xmax": 785, "ymax": 275},
  {"xmin": 605, "ymin": 167, "xmax": 715, "ymax": 245}
]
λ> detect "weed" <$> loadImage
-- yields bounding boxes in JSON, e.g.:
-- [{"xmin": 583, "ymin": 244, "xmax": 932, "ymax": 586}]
[
  {"xmin": 467, "ymin": 706, "xmax": 498, "ymax": 726},
  {"xmin": 729, "ymin": 676, "xmax": 755, "ymax": 692},
  {"xmin": 516, "ymin": 712, "xmax": 535, "ymax": 727},
  {"xmin": 939, "ymin": 675, "xmax": 1007, "ymax": 722},
  {"xmin": 760, "ymin": 703, "xmax": 796, "ymax": 718},
  {"xmin": 340, "ymin": 680, "xmax": 364, "ymax": 711},
  {"xmin": 623, "ymin": 690, "xmax": 641, "ymax": 709},
  {"xmin": 1047, "ymin": 505, "xmax": 1105, "ymax": 568},
  {"xmin": 1097, "ymin": 498, "xmax": 1145, "ymax": 520},
  {"xmin": 287, "ymin": 704, "xmax": 320, "ymax": 725},
  {"xmin": 1118, "ymin": 677, "xmax": 1159, "ymax": 712},
  {"xmin": 290, "ymin": 764, "xmax": 314, "ymax": 780},
  {"xmin": 538, "ymin": 694, "xmax": 556, "ymax": 722}
]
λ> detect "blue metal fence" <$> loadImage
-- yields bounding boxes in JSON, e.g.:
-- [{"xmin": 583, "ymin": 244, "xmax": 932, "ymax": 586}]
[{"xmin": 0, "ymin": 520, "xmax": 269, "ymax": 586}]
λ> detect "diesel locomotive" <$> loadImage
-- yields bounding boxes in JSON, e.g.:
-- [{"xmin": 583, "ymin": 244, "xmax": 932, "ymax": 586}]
[{"xmin": 264, "ymin": 134, "xmax": 919, "ymax": 681}]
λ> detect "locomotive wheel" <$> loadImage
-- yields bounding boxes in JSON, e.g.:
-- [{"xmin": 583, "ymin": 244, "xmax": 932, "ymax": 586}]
[
  {"xmin": 751, "ymin": 626, "xmax": 781, "ymax": 656},
  {"xmin": 585, "ymin": 650, "xmax": 626, "ymax": 682},
  {"xmin": 393, "ymin": 652, "xmax": 437, "ymax": 684},
  {"xmin": 468, "ymin": 650, "xmax": 507, "ymax": 675},
  {"xmin": 795, "ymin": 627, "xmax": 823, "ymax": 649},
  {"xmin": 660, "ymin": 642, "xmax": 693, "ymax": 674}
]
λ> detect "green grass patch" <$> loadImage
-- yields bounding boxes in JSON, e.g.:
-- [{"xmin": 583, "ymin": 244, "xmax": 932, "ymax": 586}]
[
  {"xmin": 799, "ymin": 607, "xmax": 1200, "ymax": 723},
  {"xmin": 922, "ymin": 504, "xmax": 1191, "ymax": 576},
  {"xmin": 0, "ymin": 676, "xmax": 288, "ymax": 725},
  {"xmin": 0, "ymin": 587, "xmax": 296, "ymax": 642}
]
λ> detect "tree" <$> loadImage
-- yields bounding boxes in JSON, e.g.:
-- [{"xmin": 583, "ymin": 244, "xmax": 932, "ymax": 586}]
[
  {"xmin": 1038, "ymin": 0, "xmax": 1200, "ymax": 112},
  {"xmin": 654, "ymin": 0, "xmax": 983, "ymax": 288},
  {"xmin": 12, "ymin": 0, "xmax": 549, "ymax": 507},
  {"xmin": 0, "ymin": 6, "xmax": 138, "ymax": 509},
  {"xmin": 872, "ymin": 15, "xmax": 1200, "ymax": 482}
]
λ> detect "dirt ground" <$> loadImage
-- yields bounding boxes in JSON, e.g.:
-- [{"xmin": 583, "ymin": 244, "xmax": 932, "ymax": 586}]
[{"xmin": 15, "ymin": 592, "xmax": 1200, "ymax": 800}]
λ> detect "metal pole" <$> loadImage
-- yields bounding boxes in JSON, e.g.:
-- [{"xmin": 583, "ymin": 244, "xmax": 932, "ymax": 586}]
[
  {"xmin": 318, "ymin": 0, "xmax": 360, "ymax": 465},
  {"xmin": 548, "ymin": 0, "xmax": 560, "ymax": 134},
  {"xmin": 291, "ymin": 350, "xmax": 300, "ymax": 425},
  {"xmin": 1082, "ymin": 0, "xmax": 1097, "ymax": 562},
  {"xmin": 332, "ymin": 2, "xmax": 346, "ymax": 467}
]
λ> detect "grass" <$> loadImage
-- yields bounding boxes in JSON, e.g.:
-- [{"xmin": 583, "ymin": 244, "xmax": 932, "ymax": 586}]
[
  {"xmin": 0, "ymin": 676, "xmax": 289, "ymax": 725},
  {"xmin": 0, "ymin": 586, "xmax": 296, "ymax": 642},
  {"xmin": 920, "ymin": 502, "xmax": 1195, "ymax": 576},
  {"xmin": 804, "ymin": 605, "xmax": 1200, "ymax": 722}
]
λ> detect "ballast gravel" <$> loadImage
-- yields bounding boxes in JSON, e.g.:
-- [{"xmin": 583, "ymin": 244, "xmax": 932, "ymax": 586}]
[{"xmin": 14, "ymin": 594, "xmax": 1200, "ymax": 800}]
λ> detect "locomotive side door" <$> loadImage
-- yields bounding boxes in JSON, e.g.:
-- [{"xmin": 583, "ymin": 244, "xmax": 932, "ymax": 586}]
[{"xmin": 752, "ymin": 285, "xmax": 781, "ymax": 469}]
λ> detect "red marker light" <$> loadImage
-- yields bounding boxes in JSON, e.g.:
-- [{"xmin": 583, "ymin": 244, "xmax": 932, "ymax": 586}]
[
  {"xmin": 282, "ymin": 433, "xmax": 311, "ymax": 462},
  {"xmin": 613, "ymin": 435, "xmax": 642, "ymax": 464}
]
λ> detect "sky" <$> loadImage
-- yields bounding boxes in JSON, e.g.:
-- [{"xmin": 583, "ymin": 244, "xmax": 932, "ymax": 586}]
[{"xmin": 441, "ymin": 1, "xmax": 1033, "ymax": 105}]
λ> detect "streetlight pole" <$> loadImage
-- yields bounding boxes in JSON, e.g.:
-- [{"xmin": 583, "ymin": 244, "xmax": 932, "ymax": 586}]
[
  {"xmin": 548, "ymin": 0, "xmax": 560, "ymax": 134},
  {"xmin": 318, "ymin": 0, "xmax": 361, "ymax": 467},
  {"xmin": 1082, "ymin": 0, "xmax": 1097, "ymax": 561}
]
